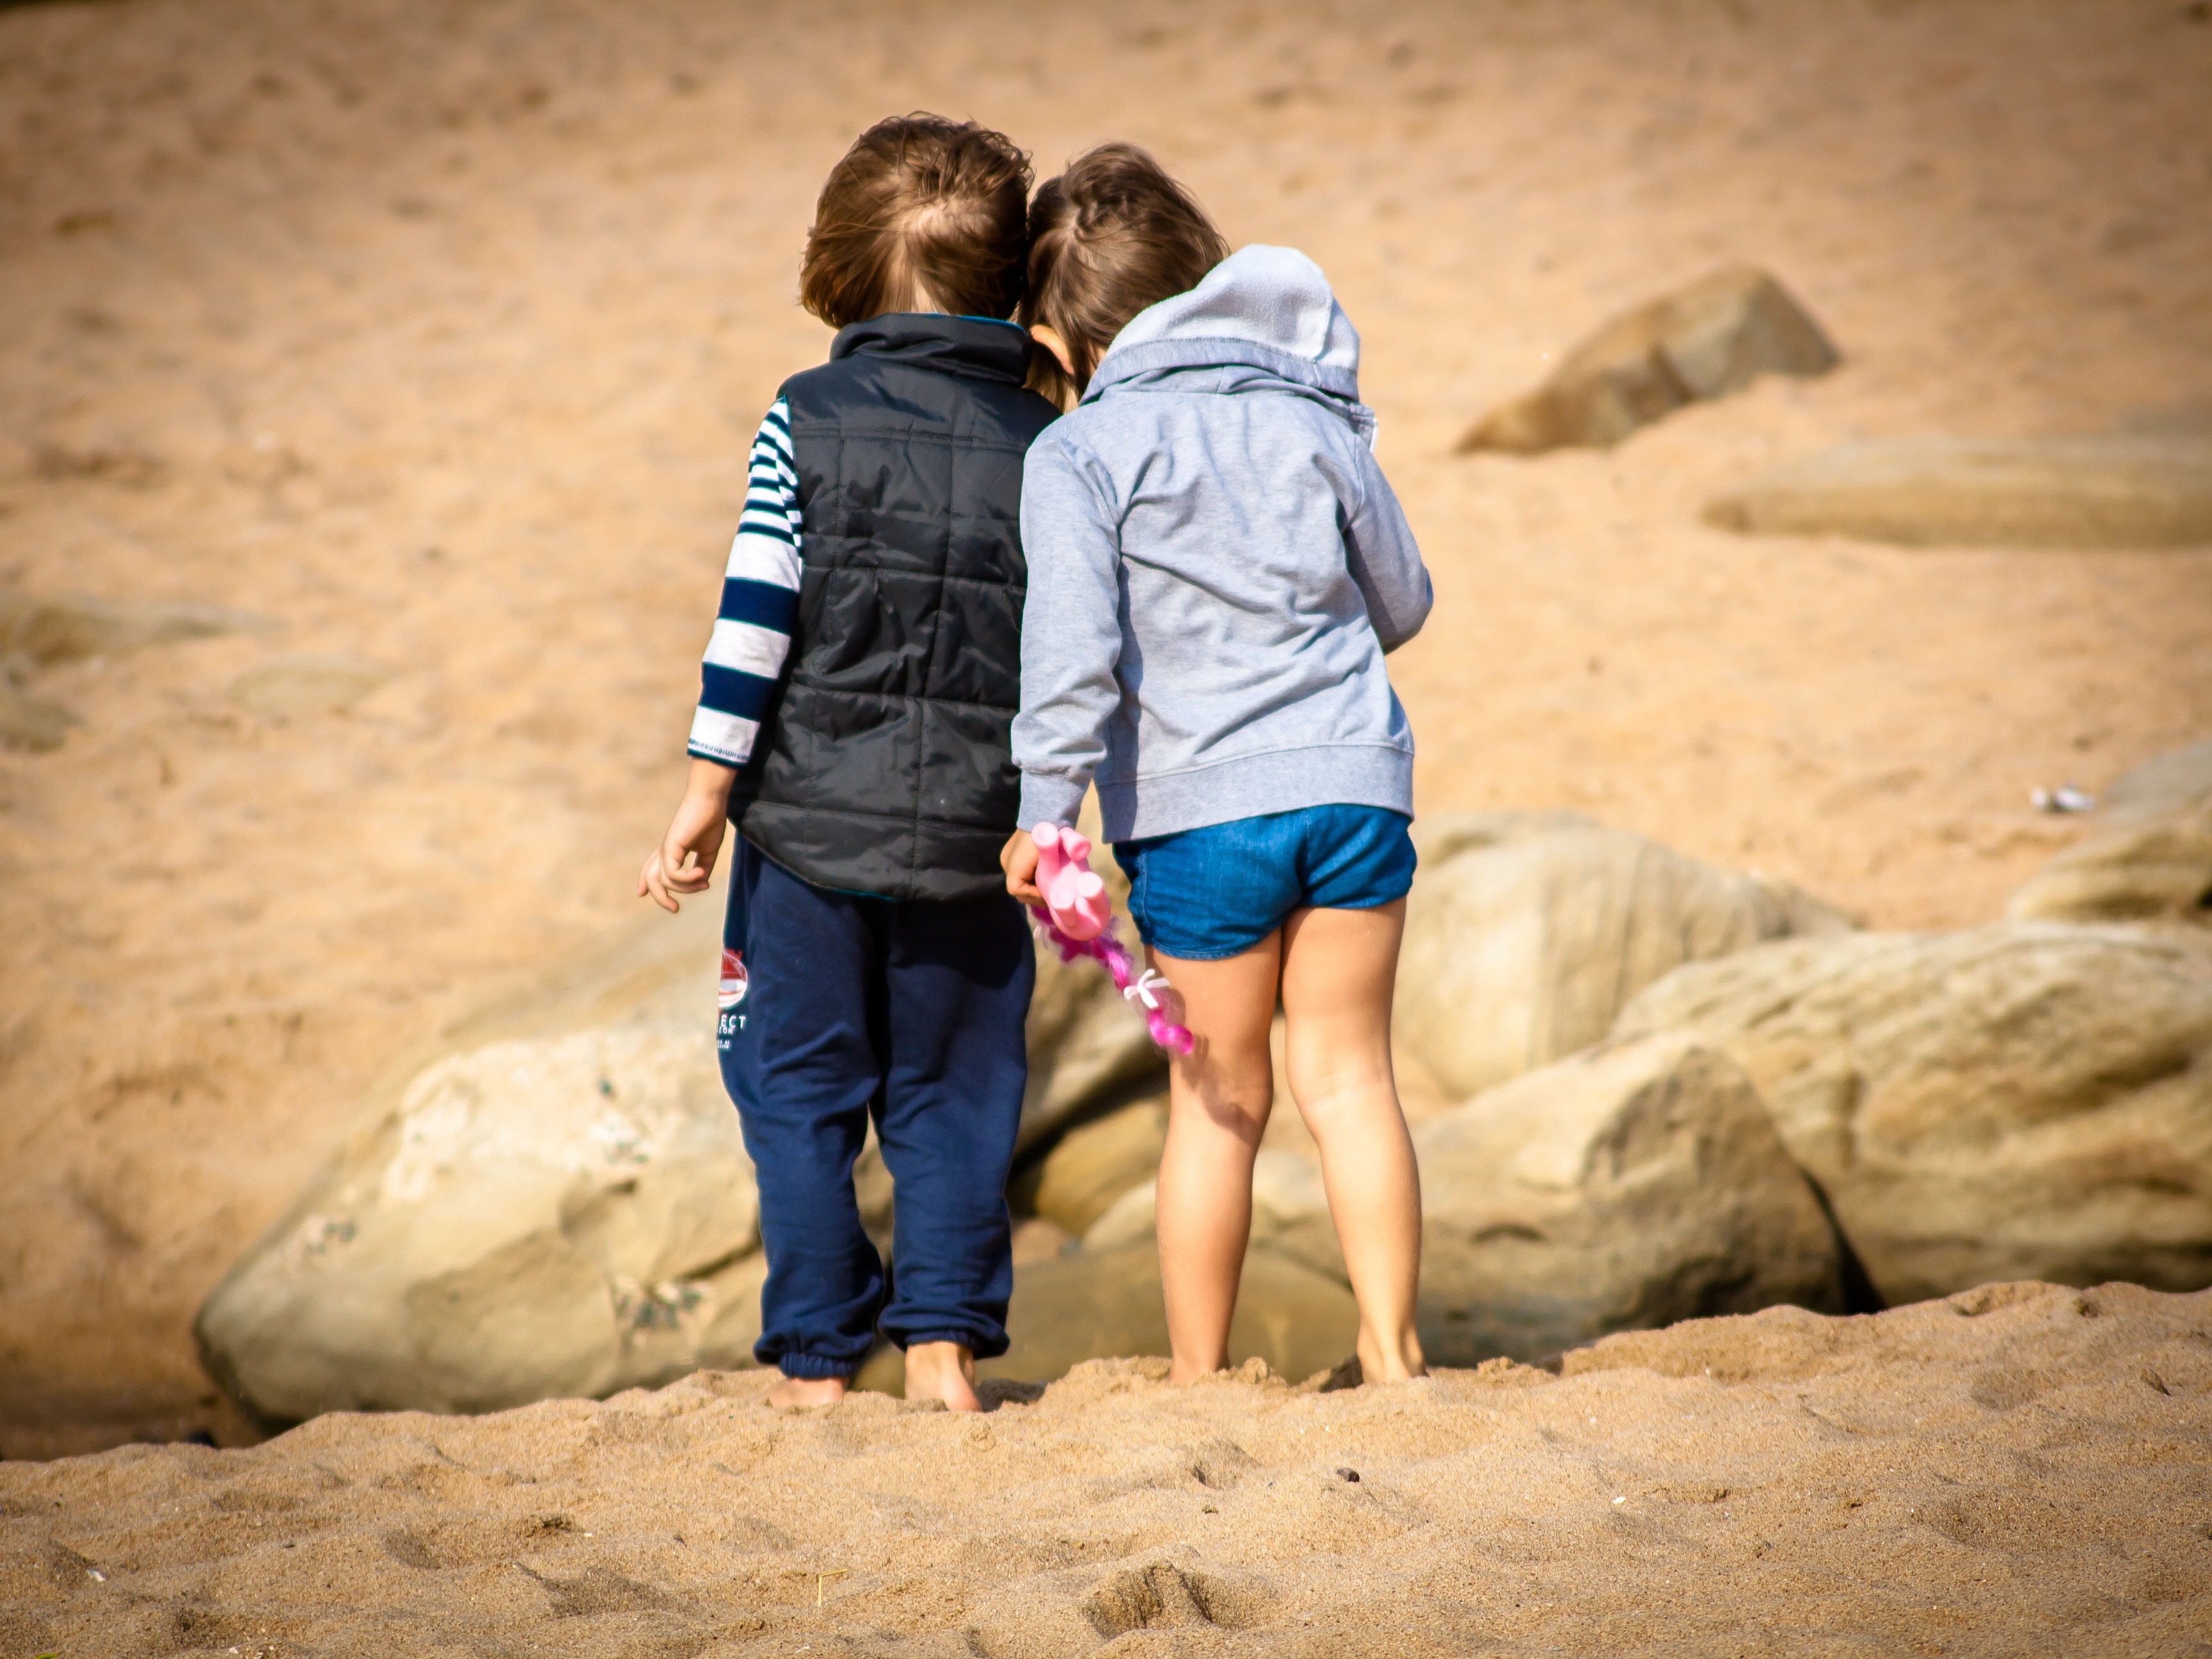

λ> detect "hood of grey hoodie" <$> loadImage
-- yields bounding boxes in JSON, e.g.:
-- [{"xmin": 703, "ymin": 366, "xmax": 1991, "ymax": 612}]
[{"xmin": 1080, "ymin": 244, "xmax": 1377, "ymax": 447}]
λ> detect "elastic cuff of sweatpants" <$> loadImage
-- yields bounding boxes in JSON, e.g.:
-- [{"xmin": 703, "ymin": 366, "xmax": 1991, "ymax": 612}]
[
  {"xmin": 1015, "ymin": 771, "xmax": 1088, "ymax": 832},
  {"xmin": 778, "ymin": 1353, "xmax": 857, "ymax": 1381}
]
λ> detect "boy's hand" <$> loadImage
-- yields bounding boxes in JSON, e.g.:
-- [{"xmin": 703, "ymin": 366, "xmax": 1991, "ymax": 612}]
[
  {"xmin": 639, "ymin": 758, "xmax": 738, "ymax": 913},
  {"xmin": 1001, "ymin": 828, "xmax": 1042, "ymax": 906}
]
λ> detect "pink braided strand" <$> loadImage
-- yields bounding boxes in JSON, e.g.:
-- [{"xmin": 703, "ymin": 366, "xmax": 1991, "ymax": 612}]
[{"xmin": 1028, "ymin": 906, "xmax": 1195, "ymax": 1055}]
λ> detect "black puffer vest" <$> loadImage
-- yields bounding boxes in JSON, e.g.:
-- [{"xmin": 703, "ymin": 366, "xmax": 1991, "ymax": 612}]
[{"xmin": 729, "ymin": 314, "xmax": 1059, "ymax": 902}]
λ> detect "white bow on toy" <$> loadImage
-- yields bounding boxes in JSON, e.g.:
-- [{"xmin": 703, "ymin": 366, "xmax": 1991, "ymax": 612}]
[{"xmin": 1123, "ymin": 967, "xmax": 1172, "ymax": 1011}]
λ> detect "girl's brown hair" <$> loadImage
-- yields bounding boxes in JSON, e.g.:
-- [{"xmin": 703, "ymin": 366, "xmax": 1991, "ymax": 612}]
[
  {"xmin": 1021, "ymin": 143, "xmax": 1229, "ymax": 405},
  {"xmin": 800, "ymin": 114, "xmax": 1033, "ymax": 328}
]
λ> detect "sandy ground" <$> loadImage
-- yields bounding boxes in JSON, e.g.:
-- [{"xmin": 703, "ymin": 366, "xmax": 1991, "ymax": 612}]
[
  {"xmin": 2, "ymin": 0, "xmax": 2210, "ymax": 1457},
  {"xmin": 4, "ymin": 1282, "xmax": 2208, "ymax": 1656}
]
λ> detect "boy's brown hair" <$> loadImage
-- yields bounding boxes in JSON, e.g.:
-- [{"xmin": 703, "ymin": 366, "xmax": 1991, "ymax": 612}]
[
  {"xmin": 800, "ymin": 114, "xmax": 1033, "ymax": 328},
  {"xmin": 1020, "ymin": 143, "xmax": 1229, "ymax": 403}
]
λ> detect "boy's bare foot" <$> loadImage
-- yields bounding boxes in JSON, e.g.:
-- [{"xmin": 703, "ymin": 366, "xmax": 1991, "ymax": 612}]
[
  {"xmin": 766, "ymin": 1373, "xmax": 849, "ymax": 1409},
  {"xmin": 903, "ymin": 1341, "xmax": 983, "ymax": 1411}
]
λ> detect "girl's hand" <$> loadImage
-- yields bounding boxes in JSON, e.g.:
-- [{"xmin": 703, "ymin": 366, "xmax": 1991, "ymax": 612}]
[
  {"xmin": 1001, "ymin": 829, "xmax": 1043, "ymax": 906},
  {"xmin": 639, "ymin": 759, "xmax": 738, "ymax": 913}
]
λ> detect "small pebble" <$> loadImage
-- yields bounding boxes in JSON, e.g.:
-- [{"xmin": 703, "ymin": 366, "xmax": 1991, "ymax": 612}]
[{"xmin": 1336, "ymin": 1467, "xmax": 1360, "ymax": 1483}]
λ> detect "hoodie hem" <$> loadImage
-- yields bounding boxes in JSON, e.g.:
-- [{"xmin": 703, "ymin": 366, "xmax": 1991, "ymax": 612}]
[{"xmin": 1093, "ymin": 743, "xmax": 1413, "ymax": 843}]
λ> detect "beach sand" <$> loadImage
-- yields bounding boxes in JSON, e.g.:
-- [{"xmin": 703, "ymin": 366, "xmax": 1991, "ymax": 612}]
[
  {"xmin": 1, "ymin": 0, "xmax": 2208, "ymax": 1477},
  {"xmin": 4, "ymin": 1281, "xmax": 2208, "ymax": 1656}
]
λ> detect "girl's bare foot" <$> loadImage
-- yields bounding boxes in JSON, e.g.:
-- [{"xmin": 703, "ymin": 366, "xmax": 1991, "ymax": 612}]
[
  {"xmin": 766, "ymin": 1373, "xmax": 848, "ymax": 1409},
  {"xmin": 903, "ymin": 1340, "xmax": 983, "ymax": 1411},
  {"xmin": 1355, "ymin": 1327, "xmax": 1428, "ymax": 1384}
]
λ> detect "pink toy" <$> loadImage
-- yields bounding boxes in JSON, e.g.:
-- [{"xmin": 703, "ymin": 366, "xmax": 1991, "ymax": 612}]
[
  {"xmin": 1028, "ymin": 822, "xmax": 1194, "ymax": 1055},
  {"xmin": 1032, "ymin": 822, "xmax": 1112, "ymax": 941}
]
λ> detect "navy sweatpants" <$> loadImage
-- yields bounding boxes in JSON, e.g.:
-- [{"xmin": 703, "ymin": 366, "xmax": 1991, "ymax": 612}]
[{"xmin": 717, "ymin": 833, "xmax": 1034, "ymax": 1379}]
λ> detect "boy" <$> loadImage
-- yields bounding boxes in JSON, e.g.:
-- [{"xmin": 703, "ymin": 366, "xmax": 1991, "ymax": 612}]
[{"xmin": 640, "ymin": 115, "xmax": 1057, "ymax": 1411}]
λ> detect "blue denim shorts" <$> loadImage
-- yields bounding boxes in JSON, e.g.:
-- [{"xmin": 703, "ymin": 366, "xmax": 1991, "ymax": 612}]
[{"xmin": 1115, "ymin": 805, "xmax": 1418, "ymax": 961}]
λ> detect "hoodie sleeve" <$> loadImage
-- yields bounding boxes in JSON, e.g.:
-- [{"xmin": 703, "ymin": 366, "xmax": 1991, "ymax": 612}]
[
  {"xmin": 1012, "ymin": 432, "xmax": 1124, "ymax": 830},
  {"xmin": 1344, "ymin": 451, "xmax": 1433, "ymax": 654}
]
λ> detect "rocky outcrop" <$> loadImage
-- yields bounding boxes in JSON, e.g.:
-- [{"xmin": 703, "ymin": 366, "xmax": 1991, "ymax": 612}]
[
  {"xmin": 2102, "ymin": 738, "xmax": 2212, "ymax": 821},
  {"xmin": 1394, "ymin": 812, "xmax": 1856, "ymax": 1100},
  {"xmin": 1456, "ymin": 266, "xmax": 1837, "ymax": 454},
  {"xmin": 1614, "ymin": 924, "xmax": 2212, "ymax": 1305},
  {"xmin": 198, "ymin": 838, "xmax": 1177, "ymax": 1421},
  {"xmin": 2010, "ymin": 741, "xmax": 2212, "ymax": 926},
  {"xmin": 2008, "ymin": 802, "xmax": 2212, "ymax": 926},
  {"xmin": 1703, "ymin": 435, "xmax": 2212, "ymax": 549},
  {"xmin": 1415, "ymin": 1032, "xmax": 1841, "ymax": 1365},
  {"xmin": 194, "ymin": 900, "xmax": 768, "ymax": 1424},
  {"xmin": 1015, "ymin": 1095, "xmax": 1169, "ymax": 1237}
]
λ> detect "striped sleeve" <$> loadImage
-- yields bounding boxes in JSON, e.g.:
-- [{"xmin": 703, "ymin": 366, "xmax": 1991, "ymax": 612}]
[{"xmin": 687, "ymin": 397, "xmax": 801, "ymax": 766}]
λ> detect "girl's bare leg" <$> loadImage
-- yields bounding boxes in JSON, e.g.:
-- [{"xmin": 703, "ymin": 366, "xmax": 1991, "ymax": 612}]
[
  {"xmin": 1280, "ymin": 900, "xmax": 1426, "ymax": 1383},
  {"xmin": 1149, "ymin": 933, "xmax": 1282, "ymax": 1382}
]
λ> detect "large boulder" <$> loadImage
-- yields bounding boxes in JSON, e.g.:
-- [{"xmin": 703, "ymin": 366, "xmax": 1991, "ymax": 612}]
[
  {"xmin": 199, "ymin": 840, "xmax": 1170, "ymax": 1423},
  {"xmin": 2008, "ymin": 801, "xmax": 2212, "ymax": 926},
  {"xmin": 1394, "ymin": 812, "xmax": 1856, "ymax": 1100},
  {"xmin": 1614, "ymin": 924, "xmax": 2212, "ymax": 1304},
  {"xmin": 195, "ymin": 899, "xmax": 768, "ymax": 1425},
  {"xmin": 1702, "ymin": 434, "xmax": 2212, "ymax": 549},
  {"xmin": 2102, "ymin": 737, "xmax": 2212, "ymax": 821},
  {"xmin": 1456, "ymin": 265, "xmax": 1837, "ymax": 454},
  {"xmin": 978, "ymin": 1241, "xmax": 1357, "ymax": 1386},
  {"xmin": 1013, "ymin": 1094, "xmax": 1169, "ymax": 1235},
  {"xmin": 1414, "ymin": 1032, "xmax": 1841, "ymax": 1366},
  {"xmin": 2010, "ymin": 741, "xmax": 2212, "ymax": 926}
]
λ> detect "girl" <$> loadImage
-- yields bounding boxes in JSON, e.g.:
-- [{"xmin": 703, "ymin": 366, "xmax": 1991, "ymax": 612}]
[{"xmin": 1001, "ymin": 145, "xmax": 1433, "ymax": 1385}]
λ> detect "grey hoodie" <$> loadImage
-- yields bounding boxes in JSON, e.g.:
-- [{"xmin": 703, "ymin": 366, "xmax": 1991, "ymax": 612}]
[{"xmin": 1013, "ymin": 244, "xmax": 1433, "ymax": 842}]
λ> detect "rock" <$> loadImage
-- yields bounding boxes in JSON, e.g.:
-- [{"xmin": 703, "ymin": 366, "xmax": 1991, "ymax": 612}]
[
  {"xmin": 1084, "ymin": 1179, "xmax": 1158, "ymax": 1251},
  {"xmin": 1015, "ymin": 1094, "xmax": 1168, "ymax": 1235},
  {"xmin": 1414, "ymin": 1032, "xmax": 1842, "ymax": 1366},
  {"xmin": 1010, "ymin": 1216, "xmax": 1074, "ymax": 1265},
  {"xmin": 225, "ymin": 653, "xmax": 392, "ymax": 719},
  {"xmin": 1702, "ymin": 435, "xmax": 2212, "ymax": 549},
  {"xmin": 1394, "ymin": 812, "xmax": 1857, "ymax": 1100},
  {"xmin": 2102, "ymin": 738, "xmax": 2212, "ymax": 821},
  {"xmin": 0, "ymin": 591, "xmax": 262, "ymax": 664},
  {"xmin": 0, "ymin": 678, "xmax": 79, "ymax": 751},
  {"xmin": 196, "ymin": 899, "xmax": 770, "ymax": 1425},
  {"xmin": 979, "ymin": 1241, "xmax": 1357, "ymax": 1386},
  {"xmin": 2008, "ymin": 803, "xmax": 2212, "ymax": 926},
  {"xmin": 1456, "ymin": 266, "xmax": 1837, "ymax": 454},
  {"xmin": 198, "ymin": 837, "xmax": 1184, "ymax": 1423},
  {"xmin": 1613, "ymin": 924, "xmax": 2212, "ymax": 1305}
]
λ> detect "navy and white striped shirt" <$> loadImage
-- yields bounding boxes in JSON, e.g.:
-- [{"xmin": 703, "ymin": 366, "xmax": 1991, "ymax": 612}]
[{"xmin": 688, "ymin": 398, "xmax": 802, "ymax": 766}]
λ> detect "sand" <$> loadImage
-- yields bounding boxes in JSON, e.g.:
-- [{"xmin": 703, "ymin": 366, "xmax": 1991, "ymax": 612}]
[
  {"xmin": 4, "ymin": 1282, "xmax": 2208, "ymax": 1656},
  {"xmin": 1, "ymin": 0, "xmax": 2209, "ymax": 1468}
]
